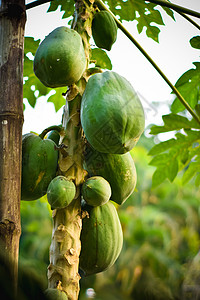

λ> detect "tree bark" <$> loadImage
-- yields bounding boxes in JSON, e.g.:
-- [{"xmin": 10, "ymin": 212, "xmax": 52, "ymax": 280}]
[
  {"xmin": 0, "ymin": 0, "xmax": 26, "ymax": 293},
  {"xmin": 47, "ymin": 1, "xmax": 94, "ymax": 299}
]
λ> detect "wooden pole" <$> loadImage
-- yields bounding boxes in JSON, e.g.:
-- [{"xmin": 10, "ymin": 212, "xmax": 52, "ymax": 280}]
[{"xmin": 0, "ymin": 0, "xmax": 26, "ymax": 293}]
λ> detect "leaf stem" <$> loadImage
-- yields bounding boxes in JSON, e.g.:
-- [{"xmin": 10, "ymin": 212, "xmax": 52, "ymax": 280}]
[
  {"xmin": 146, "ymin": 0, "xmax": 200, "ymax": 18},
  {"xmin": 95, "ymin": 0, "xmax": 200, "ymax": 124},
  {"xmin": 39, "ymin": 125, "xmax": 62, "ymax": 139},
  {"xmin": 165, "ymin": 0, "xmax": 200, "ymax": 30},
  {"xmin": 26, "ymin": 0, "xmax": 51, "ymax": 10}
]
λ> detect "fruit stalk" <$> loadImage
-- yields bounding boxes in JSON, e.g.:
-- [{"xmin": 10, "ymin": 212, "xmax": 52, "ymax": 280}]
[{"xmin": 47, "ymin": 1, "xmax": 94, "ymax": 299}]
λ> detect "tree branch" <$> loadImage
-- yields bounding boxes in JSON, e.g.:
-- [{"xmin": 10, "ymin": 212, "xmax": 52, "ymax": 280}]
[
  {"xmin": 165, "ymin": 0, "xmax": 200, "ymax": 30},
  {"xmin": 26, "ymin": 0, "xmax": 51, "ymax": 10},
  {"xmin": 95, "ymin": 0, "xmax": 200, "ymax": 124},
  {"xmin": 145, "ymin": 0, "xmax": 200, "ymax": 18}
]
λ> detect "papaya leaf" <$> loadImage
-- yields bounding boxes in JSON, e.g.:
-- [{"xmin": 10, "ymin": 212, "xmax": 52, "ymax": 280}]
[
  {"xmin": 182, "ymin": 162, "xmax": 200, "ymax": 185},
  {"xmin": 190, "ymin": 36, "xmax": 200, "ymax": 49},
  {"xmin": 167, "ymin": 157, "xmax": 178, "ymax": 182},
  {"xmin": 47, "ymin": 89, "xmax": 66, "ymax": 112},
  {"xmin": 149, "ymin": 113, "xmax": 200, "ymax": 135},
  {"xmin": 171, "ymin": 62, "xmax": 200, "ymax": 113},
  {"xmin": 24, "ymin": 36, "xmax": 40, "ymax": 56},
  {"xmin": 47, "ymin": 0, "xmax": 74, "ymax": 19},
  {"xmin": 91, "ymin": 48, "xmax": 112, "ymax": 70},
  {"xmin": 195, "ymin": 172, "xmax": 200, "ymax": 187},
  {"xmin": 148, "ymin": 138, "xmax": 176, "ymax": 156},
  {"xmin": 152, "ymin": 167, "xmax": 167, "ymax": 187},
  {"xmin": 102, "ymin": 0, "xmax": 175, "ymax": 42},
  {"xmin": 149, "ymin": 127, "xmax": 200, "ymax": 187}
]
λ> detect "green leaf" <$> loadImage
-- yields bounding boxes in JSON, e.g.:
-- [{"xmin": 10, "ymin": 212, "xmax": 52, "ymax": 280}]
[
  {"xmin": 148, "ymin": 139, "xmax": 176, "ymax": 155},
  {"xmin": 149, "ymin": 113, "xmax": 200, "ymax": 135},
  {"xmin": 103, "ymin": 0, "xmax": 174, "ymax": 42},
  {"xmin": 167, "ymin": 157, "xmax": 178, "ymax": 182},
  {"xmin": 91, "ymin": 48, "xmax": 112, "ymax": 70},
  {"xmin": 152, "ymin": 167, "xmax": 167, "ymax": 187},
  {"xmin": 190, "ymin": 36, "xmax": 200, "ymax": 49},
  {"xmin": 195, "ymin": 172, "xmax": 200, "ymax": 187},
  {"xmin": 47, "ymin": 89, "xmax": 66, "ymax": 112},
  {"xmin": 182, "ymin": 162, "xmax": 200, "ymax": 185},
  {"xmin": 161, "ymin": 6, "xmax": 175, "ymax": 20},
  {"xmin": 149, "ymin": 125, "xmax": 200, "ymax": 187},
  {"xmin": 47, "ymin": 0, "xmax": 75, "ymax": 19},
  {"xmin": 24, "ymin": 37, "xmax": 40, "ymax": 56},
  {"xmin": 171, "ymin": 62, "xmax": 200, "ymax": 113}
]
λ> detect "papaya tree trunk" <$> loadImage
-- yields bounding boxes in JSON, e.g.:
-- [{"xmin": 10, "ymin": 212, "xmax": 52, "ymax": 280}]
[
  {"xmin": 0, "ymin": 0, "xmax": 26, "ymax": 292},
  {"xmin": 47, "ymin": 1, "xmax": 94, "ymax": 299}
]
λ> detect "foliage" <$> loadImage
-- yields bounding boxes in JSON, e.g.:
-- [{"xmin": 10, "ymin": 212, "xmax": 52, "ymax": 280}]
[{"xmin": 149, "ymin": 35, "xmax": 200, "ymax": 187}]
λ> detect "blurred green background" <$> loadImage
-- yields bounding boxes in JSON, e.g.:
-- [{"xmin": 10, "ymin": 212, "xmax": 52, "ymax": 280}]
[{"xmin": 19, "ymin": 134, "xmax": 200, "ymax": 300}]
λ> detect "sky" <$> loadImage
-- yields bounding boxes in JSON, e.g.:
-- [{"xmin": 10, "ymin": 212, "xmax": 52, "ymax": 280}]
[{"xmin": 23, "ymin": 0, "xmax": 200, "ymax": 136}]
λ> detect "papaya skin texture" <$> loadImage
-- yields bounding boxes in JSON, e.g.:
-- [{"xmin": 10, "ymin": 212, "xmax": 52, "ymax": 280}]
[
  {"xmin": 80, "ymin": 71, "xmax": 145, "ymax": 154},
  {"xmin": 33, "ymin": 27, "xmax": 87, "ymax": 88},
  {"xmin": 80, "ymin": 201, "xmax": 123, "ymax": 276},
  {"xmin": 21, "ymin": 133, "xmax": 58, "ymax": 201},
  {"xmin": 47, "ymin": 176, "xmax": 76, "ymax": 210},
  {"xmin": 84, "ymin": 145, "xmax": 137, "ymax": 205},
  {"xmin": 92, "ymin": 11, "xmax": 118, "ymax": 51},
  {"xmin": 44, "ymin": 288, "xmax": 68, "ymax": 300},
  {"xmin": 81, "ymin": 176, "xmax": 111, "ymax": 207}
]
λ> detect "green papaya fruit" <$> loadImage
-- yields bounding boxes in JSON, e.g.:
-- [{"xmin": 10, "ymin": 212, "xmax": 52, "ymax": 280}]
[
  {"xmin": 81, "ymin": 176, "xmax": 111, "ymax": 207},
  {"xmin": 80, "ymin": 201, "xmax": 123, "ymax": 276},
  {"xmin": 84, "ymin": 145, "xmax": 137, "ymax": 205},
  {"xmin": 92, "ymin": 11, "xmax": 118, "ymax": 51},
  {"xmin": 47, "ymin": 176, "xmax": 76, "ymax": 210},
  {"xmin": 47, "ymin": 126, "xmax": 62, "ymax": 145},
  {"xmin": 80, "ymin": 71, "xmax": 145, "ymax": 154},
  {"xmin": 44, "ymin": 288, "xmax": 68, "ymax": 300},
  {"xmin": 33, "ymin": 26, "xmax": 86, "ymax": 88},
  {"xmin": 21, "ymin": 133, "xmax": 58, "ymax": 201}
]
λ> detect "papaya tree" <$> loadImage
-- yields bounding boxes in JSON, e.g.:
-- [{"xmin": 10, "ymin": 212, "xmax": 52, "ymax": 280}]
[{"xmin": 1, "ymin": 0, "xmax": 200, "ymax": 300}]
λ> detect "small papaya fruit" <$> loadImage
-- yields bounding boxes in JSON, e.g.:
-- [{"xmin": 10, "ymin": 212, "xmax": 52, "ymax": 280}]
[
  {"xmin": 81, "ymin": 176, "xmax": 111, "ymax": 207},
  {"xmin": 47, "ymin": 126, "xmax": 62, "ymax": 146},
  {"xmin": 33, "ymin": 26, "xmax": 86, "ymax": 88},
  {"xmin": 81, "ymin": 71, "xmax": 145, "ymax": 154},
  {"xmin": 84, "ymin": 145, "xmax": 137, "ymax": 205},
  {"xmin": 47, "ymin": 176, "xmax": 76, "ymax": 210},
  {"xmin": 44, "ymin": 288, "xmax": 68, "ymax": 300},
  {"xmin": 80, "ymin": 201, "xmax": 123, "ymax": 276},
  {"xmin": 21, "ymin": 133, "xmax": 58, "ymax": 201},
  {"xmin": 92, "ymin": 11, "xmax": 118, "ymax": 51}
]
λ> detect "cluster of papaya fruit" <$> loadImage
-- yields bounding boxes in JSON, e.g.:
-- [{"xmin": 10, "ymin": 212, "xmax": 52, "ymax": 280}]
[{"xmin": 21, "ymin": 8, "xmax": 145, "ymax": 292}]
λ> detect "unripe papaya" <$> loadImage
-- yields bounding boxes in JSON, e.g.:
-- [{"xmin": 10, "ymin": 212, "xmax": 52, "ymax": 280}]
[
  {"xmin": 21, "ymin": 133, "xmax": 58, "ymax": 201},
  {"xmin": 92, "ymin": 11, "xmax": 118, "ymax": 51},
  {"xmin": 81, "ymin": 176, "xmax": 111, "ymax": 207},
  {"xmin": 84, "ymin": 145, "xmax": 137, "ymax": 205},
  {"xmin": 44, "ymin": 288, "xmax": 68, "ymax": 300},
  {"xmin": 80, "ymin": 201, "xmax": 123, "ymax": 276},
  {"xmin": 81, "ymin": 71, "xmax": 145, "ymax": 154},
  {"xmin": 33, "ymin": 26, "xmax": 86, "ymax": 88},
  {"xmin": 47, "ymin": 176, "xmax": 76, "ymax": 210},
  {"xmin": 47, "ymin": 126, "xmax": 62, "ymax": 145}
]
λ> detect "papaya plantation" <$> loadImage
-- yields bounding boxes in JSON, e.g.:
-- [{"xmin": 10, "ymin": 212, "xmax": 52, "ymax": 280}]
[{"xmin": 0, "ymin": 0, "xmax": 200, "ymax": 300}]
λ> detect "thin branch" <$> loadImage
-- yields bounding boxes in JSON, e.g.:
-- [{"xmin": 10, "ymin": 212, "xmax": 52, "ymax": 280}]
[
  {"xmin": 146, "ymin": 0, "xmax": 200, "ymax": 19},
  {"xmin": 165, "ymin": 0, "xmax": 200, "ymax": 30},
  {"xmin": 26, "ymin": 0, "xmax": 52, "ymax": 10},
  {"xmin": 95, "ymin": 0, "xmax": 200, "ymax": 124}
]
